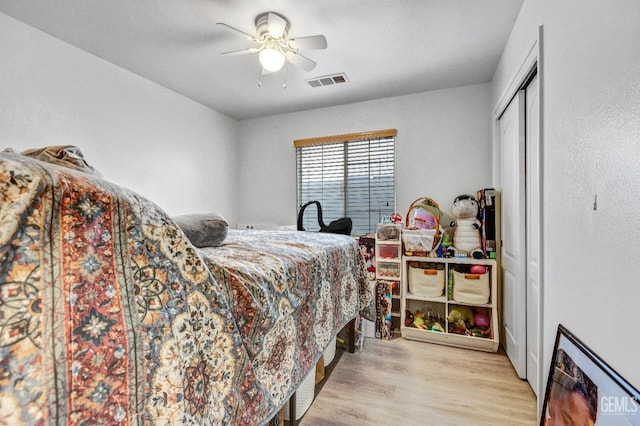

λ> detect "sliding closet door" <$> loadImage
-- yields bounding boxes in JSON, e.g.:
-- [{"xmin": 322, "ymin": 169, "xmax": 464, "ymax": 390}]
[
  {"xmin": 499, "ymin": 91, "xmax": 527, "ymax": 379},
  {"xmin": 525, "ymin": 73, "xmax": 541, "ymax": 395}
]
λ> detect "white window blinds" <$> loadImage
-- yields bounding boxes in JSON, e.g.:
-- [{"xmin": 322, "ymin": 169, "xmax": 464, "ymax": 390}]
[{"xmin": 295, "ymin": 129, "xmax": 396, "ymax": 235}]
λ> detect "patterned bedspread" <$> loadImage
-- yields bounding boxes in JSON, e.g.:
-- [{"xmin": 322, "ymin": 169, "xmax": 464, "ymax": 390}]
[
  {"xmin": 199, "ymin": 230, "xmax": 375, "ymax": 408},
  {"xmin": 0, "ymin": 151, "xmax": 373, "ymax": 425}
]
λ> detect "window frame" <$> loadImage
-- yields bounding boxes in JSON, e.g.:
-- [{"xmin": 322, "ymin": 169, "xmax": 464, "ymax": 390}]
[{"xmin": 294, "ymin": 129, "xmax": 397, "ymax": 235}]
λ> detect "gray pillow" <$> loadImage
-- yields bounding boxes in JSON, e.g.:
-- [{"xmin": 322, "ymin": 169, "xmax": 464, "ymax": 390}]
[{"xmin": 173, "ymin": 212, "xmax": 228, "ymax": 247}]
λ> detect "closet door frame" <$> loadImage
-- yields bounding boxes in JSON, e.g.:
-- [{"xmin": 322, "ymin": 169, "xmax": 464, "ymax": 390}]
[{"xmin": 492, "ymin": 27, "xmax": 544, "ymax": 408}]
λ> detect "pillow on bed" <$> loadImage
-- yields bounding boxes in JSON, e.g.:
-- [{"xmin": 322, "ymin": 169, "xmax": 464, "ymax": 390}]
[
  {"xmin": 4, "ymin": 145, "xmax": 103, "ymax": 176},
  {"xmin": 173, "ymin": 212, "xmax": 229, "ymax": 247}
]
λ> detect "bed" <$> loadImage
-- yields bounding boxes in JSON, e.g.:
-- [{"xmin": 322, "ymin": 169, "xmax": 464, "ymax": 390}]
[{"xmin": 0, "ymin": 148, "xmax": 374, "ymax": 425}]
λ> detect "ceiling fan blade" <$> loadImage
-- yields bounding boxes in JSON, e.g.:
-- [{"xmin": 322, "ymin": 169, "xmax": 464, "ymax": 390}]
[
  {"xmin": 288, "ymin": 35, "xmax": 327, "ymax": 50},
  {"xmin": 221, "ymin": 47, "xmax": 260, "ymax": 56},
  {"xmin": 285, "ymin": 50, "xmax": 317, "ymax": 72},
  {"xmin": 216, "ymin": 22, "xmax": 257, "ymax": 41},
  {"xmin": 267, "ymin": 12, "xmax": 288, "ymax": 39}
]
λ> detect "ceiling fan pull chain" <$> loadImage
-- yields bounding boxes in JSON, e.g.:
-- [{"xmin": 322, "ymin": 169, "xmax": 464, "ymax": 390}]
[{"xmin": 283, "ymin": 63, "xmax": 287, "ymax": 89}]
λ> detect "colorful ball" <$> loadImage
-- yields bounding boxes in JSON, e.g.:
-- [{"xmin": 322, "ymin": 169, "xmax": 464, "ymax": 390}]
[{"xmin": 474, "ymin": 313, "xmax": 490, "ymax": 329}]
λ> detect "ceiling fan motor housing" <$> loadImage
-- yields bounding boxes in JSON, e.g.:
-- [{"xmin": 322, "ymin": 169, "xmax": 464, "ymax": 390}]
[{"xmin": 255, "ymin": 12, "xmax": 289, "ymax": 41}]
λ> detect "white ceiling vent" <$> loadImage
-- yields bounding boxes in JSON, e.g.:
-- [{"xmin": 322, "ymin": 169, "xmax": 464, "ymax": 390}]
[{"xmin": 306, "ymin": 73, "xmax": 349, "ymax": 88}]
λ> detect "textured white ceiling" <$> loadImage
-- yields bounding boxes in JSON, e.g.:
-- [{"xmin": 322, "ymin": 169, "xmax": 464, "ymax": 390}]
[{"xmin": 0, "ymin": 0, "xmax": 523, "ymax": 120}]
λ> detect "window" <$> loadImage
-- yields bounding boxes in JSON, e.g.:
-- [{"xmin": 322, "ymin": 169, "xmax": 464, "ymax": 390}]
[{"xmin": 295, "ymin": 129, "xmax": 396, "ymax": 235}]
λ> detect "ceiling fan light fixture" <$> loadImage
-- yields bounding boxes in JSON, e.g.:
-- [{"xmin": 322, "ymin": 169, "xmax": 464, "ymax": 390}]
[
  {"xmin": 219, "ymin": 11, "xmax": 326, "ymax": 76},
  {"xmin": 259, "ymin": 46, "xmax": 286, "ymax": 72}
]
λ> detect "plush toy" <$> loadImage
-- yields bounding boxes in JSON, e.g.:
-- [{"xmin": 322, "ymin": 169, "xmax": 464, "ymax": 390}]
[
  {"xmin": 430, "ymin": 322, "xmax": 445, "ymax": 332},
  {"xmin": 448, "ymin": 194, "xmax": 483, "ymax": 259},
  {"xmin": 390, "ymin": 212, "xmax": 402, "ymax": 224},
  {"xmin": 413, "ymin": 310, "xmax": 427, "ymax": 329},
  {"xmin": 404, "ymin": 309, "xmax": 414, "ymax": 327},
  {"xmin": 447, "ymin": 306, "xmax": 475, "ymax": 326}
]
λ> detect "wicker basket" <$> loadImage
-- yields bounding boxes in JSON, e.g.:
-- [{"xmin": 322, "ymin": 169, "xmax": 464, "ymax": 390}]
[
  {"xmin": 403, "ymin": 197, "xmax": 443, "ymax": 255},
  {"xmin": 408, "ymin": 263, "xmax": 445, "ymax": 297},
  {"xmin": 452, "ymin": 269, "xmax": 490, "ymax": 304}
]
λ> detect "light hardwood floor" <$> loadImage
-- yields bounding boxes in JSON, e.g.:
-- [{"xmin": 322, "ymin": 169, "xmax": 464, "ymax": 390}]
[{"xmin": 301, "ymin": 337, "xmax": 537, "ymax": 425}]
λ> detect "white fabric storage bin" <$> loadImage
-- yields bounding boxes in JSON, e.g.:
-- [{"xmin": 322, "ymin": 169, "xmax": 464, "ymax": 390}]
[
  {"xmin": 452, "ymin": 269, "xmax": 490, "ymax": 304},
  {"xmin": 284, "ymin": 369, "xmax": 316, "ymax": 421},
  {"xmin": 323, "ymin": 339, "xmax": 337, "ymax": 366},
  {"xmin": 362, "ymin": 318, "xmax": 376, "ymax": 338},
  {"xmin": 408, "ymin": 264, "xmax": 445, "ymax": 297}
]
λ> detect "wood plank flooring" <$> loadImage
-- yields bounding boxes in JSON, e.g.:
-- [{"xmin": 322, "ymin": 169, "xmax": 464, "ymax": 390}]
[{"xmin": 301, "ymin": 337, "xmax": 537, "ymax": 425}]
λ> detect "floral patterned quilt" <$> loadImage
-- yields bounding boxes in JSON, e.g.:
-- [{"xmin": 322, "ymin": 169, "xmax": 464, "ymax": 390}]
[
  {"xmin": 199, "ymin": 230, "xmax": 375, "ymax": 408},
  {"xmin": 0, "ymin": 151, "xmax": 373, "ymax": 425}
]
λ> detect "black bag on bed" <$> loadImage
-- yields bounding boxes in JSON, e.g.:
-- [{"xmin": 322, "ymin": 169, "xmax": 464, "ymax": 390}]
[{"xmin": 297, "ymin": 200, "xmax": 353, "ymax": 235}]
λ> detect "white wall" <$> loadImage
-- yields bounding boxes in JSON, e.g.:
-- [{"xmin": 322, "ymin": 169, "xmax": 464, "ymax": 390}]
[
  {"xmin": 0, "ymin": 12, "xmax": 239, "ymax": 221},
  {"xmin": 237, "ymin": 84, "xmax": 493, "ymax": 228},
  {"xmin": 492, "ymin": 0, "xmax": 640, "ymax": 392}
]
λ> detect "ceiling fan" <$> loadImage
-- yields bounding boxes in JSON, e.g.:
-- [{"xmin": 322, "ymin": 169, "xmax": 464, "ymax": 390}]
[{"xmin": 217, "ymin": 12, "xmax": 327, "ymax": 74}]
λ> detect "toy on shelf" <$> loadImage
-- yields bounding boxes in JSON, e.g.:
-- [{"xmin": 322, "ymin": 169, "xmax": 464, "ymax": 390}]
[
  {"xmin": 406, "ymin": 308, "xmax": 444, "ymax": 332},
  {"xmin": 477, "ymin": 188, "xmax": 498, "ymax": 259},
  {"xmin": 447, "ymin": 194, "xmax": 483, "ymax": 259},
  {"xmin": 447, "ymin": 306, "xmax": 492, "ymax": 338},
  {"xmin": 438, "ymin": 232, "xmax": 452, "ymax": 257},
  {"xmin": 447, "ymin": 306, "xmax": 474, "ymax": 325},
  {"xmin": 375, "ymin": 281, "xmax": 394, "ymax": 339},
  {"xmin": 358, "ymin": 236, "xmax": 376, "ymax": 281},
  {"xmin": 469, "ymin": 264, "xmax": 488, "ymax": 274},
  {"xmin": 404, "ymin": 309, "xmax": 414, "ymax": 327},
  {"xmin": 413, "ymin": 310, "xmax": 427, "ymax": 329},
  {"xmin": 474, "ymin": 312, "xmax": 490, "ymax": 329},
  {"xmin": 389, "ymin": 212, "xmax": 402, "ymax": 224},
  {"xmin": 403, "ymin": 197, "xmax": 443, "ymax": 257}
]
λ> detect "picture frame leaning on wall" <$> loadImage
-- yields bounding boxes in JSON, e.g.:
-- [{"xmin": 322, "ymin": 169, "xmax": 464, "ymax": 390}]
[{"xmin": 541, "ymin": 324, "xmax": 640, "ymax": 426}]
